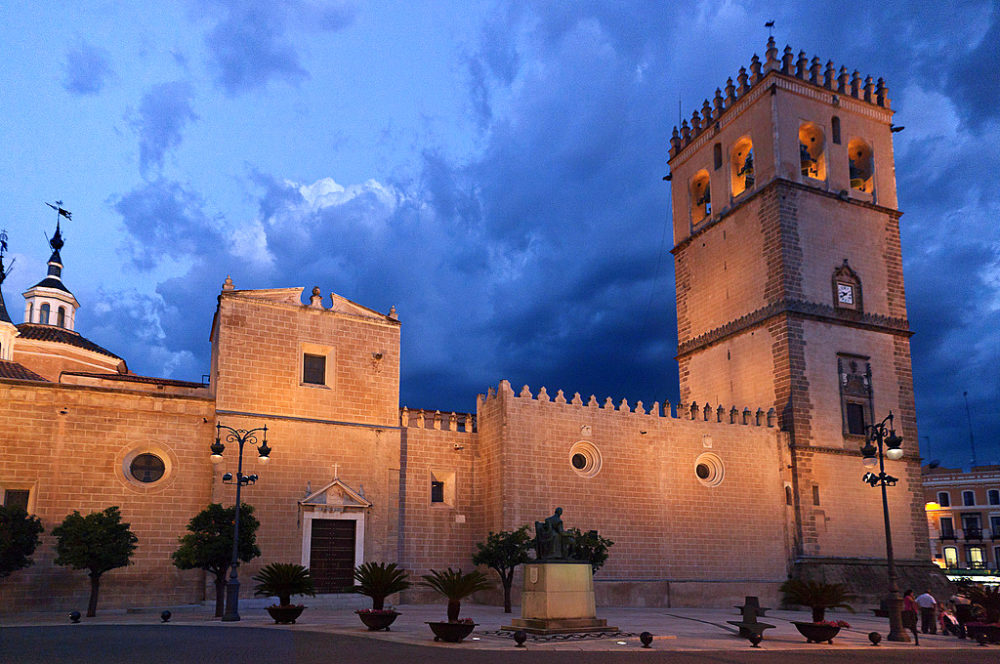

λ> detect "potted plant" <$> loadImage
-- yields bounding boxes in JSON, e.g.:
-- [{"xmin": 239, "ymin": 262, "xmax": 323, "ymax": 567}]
[
  {"xmin": 420, "ymin": 567, "xmax": 492, "ymax": 642},
  {"xmin": 253, "ymin": 562, "xmax": 316, "ymax": 624},
  {"xmin": 780, "ymin": 579, "xmax": 856, "ymax": 643},
  {"xmin": 353, "ymin": 561, "xmax": 411, "ymax": 630}
]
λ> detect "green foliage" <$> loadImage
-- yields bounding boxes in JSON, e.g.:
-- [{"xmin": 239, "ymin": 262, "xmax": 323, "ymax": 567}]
[
  {"xmin": 52, "ymin": 506, "xmax": 138, "ymax": 616},
  {"xmin": 472, "ymin": 527, "xmax": 532, "ymax": 612},
  {"xmin": 253, "ymin": 562, "xmax": 316, "ymax": 607},
  {"xmin": 0, "ymin": 506, "xmax": 44, "ymax": 579},
  {"xmin": 567, "ymin": 528, "xmax": 614, "ymax": 573},
  {"xmin": 956, "ymin": 579, "xmax": 1000, "ymax": 623},
  {"xmin": 420, "ymin": 568, "xmax": 493, "ymax": 622},
  {"xmin": 171, "ymin": 503, "xmax": 261, "ymax": 616},
  {"xmin": 780, "ymin": 579, "xmax": 856, "ymax": 622},
  {"xmin": 353, "ymin": 561, "xmax": 411, "ymax": 610},
  {"xmin": 52, "ymin": 506, "xmax": 138, "ymax": 576}
]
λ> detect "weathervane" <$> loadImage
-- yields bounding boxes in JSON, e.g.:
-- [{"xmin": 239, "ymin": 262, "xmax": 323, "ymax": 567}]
[
  {"xmin": 765, "ymin": 20, "xmax": 774, "ymax": 38},
  {"xmin": 0, "ymin": 228, "xmax": 12, "ymax": 285},
  {"xmin": 44, "ymin": 201, "xmax": 71, "ymax": 252}
]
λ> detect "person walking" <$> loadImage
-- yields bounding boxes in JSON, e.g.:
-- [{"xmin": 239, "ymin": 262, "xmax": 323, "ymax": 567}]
[
  {"xmin": 915, "ymin": 590, "xmax": 937, "ymax": 634},
  {"xmin": 902, "ymin": 589, "xmax": 920, "ymax": 644}
]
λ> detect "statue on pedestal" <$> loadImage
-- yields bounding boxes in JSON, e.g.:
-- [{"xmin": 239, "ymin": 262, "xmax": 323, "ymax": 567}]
[{"xmin": 534, "ymin": 507, "xmax": 576, "ymax": 560}]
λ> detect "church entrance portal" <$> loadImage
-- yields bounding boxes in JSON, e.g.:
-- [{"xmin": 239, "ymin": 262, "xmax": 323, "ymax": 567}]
[{"xmin": 309, "ymin": 519, "xmax": 356, "ymax": 593}]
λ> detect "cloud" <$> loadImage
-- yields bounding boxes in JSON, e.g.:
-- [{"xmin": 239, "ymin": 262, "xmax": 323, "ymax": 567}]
[
  {"xmin": 196, "ymin": 0, "xmax": 356, "ymax": 95},
  {"xmin": 131, "ymin": 81, "xmax": 197, "ymax": 177},
  {"xmin": 61, "ymin": 41, "xmax": 114, "ymax": 95}
]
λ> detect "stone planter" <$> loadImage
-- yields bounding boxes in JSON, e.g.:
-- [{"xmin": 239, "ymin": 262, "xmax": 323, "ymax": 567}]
[
  {"xmin": 266, "ymin": 605, "xmax": 306, "ymax": 624},
  {"xmin": 357, "ymin": 610, "xmax": 399, "ymax": 631},
  {"xmin": 791, "ymin": 621, "xmax": 841, "ymax": 644},
  {"xmin": 426, "ymin": 621, "xmax": 477, "ymax": 642}
]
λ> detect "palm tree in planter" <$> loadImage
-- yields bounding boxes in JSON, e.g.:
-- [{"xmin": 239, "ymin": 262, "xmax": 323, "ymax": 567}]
[
  {"xmin": 353, "ymin": 561, "xmax": 411, "ymax": 630},
  {"xmin": 253, "ymin": 563, "xmax": 316, "ymax": 624},
  {"xmin": 780, "ymin": 579, "xmax": 856, "ymax": 643},
  {"xmin": 420, "ymin": 568, "xmax": 492, "ymax": 642}
]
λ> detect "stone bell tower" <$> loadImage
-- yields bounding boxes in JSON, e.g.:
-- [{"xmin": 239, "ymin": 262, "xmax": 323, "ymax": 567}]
[{"xmin": 667, "ymin": 39, "xmax": 933, "ymax": 583}]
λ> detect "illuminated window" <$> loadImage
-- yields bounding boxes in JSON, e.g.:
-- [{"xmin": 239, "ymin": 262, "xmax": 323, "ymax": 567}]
[
  {"xmin": 968, "ymin": 546, "xmax": 985, "ymax": 569},
  {"xmin": 690, "ymin": 170, "xmax": 711, "ymax": 224},
  {"xmin": 848, "ymin": 138, "xmax": 874, "ymax": 194},
  {"xmin": 799, "ymin": 122, "xmax": 826, "ymax": 181},
  {"xmin": 943, "ymin": 546, "xmax": 958, "ymax": 568},
  {"xmin": 730, "ymin": 136, "xmax": 754, "ymax": 197}
]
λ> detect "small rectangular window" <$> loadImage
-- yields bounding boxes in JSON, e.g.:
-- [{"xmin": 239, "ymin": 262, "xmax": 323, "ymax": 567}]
[
  {"xmin": 831, "ymin": 116, "xmax": 841, "ymax": 145},
  {"xmin": 430, "ymin": 481, "xmax": 445, "ymax": 503},
  {"xmin": 990, "ymin": 515, "xmax": 1000, "ymax": 536},
  {"xmin": 303, "ymin": 353, "xmax": 326, "ymax": 385},
  {"xmin": 3, "ymin": 489, "xmax": 30, "ymax": 511},
  {"xmin": 988, "ymin": 489, "xmax": 999, "ymax": 506},
  {"xmin": 812, "ymin": 485, "xmax": 821, "ymax": 506},
  {"xmin": 963, "ymin": 490, "xmax": 975, "ymax": 507},
  {"xmin": 845, "ymin": 402, "xmax": 866, "ymax": 435},
  {"xmin": 713, "ymin": 143, "xmax": 723, "ymax": 170},
  {"xmin": 937, "ymin": 491, "xmax": 951, "ymax": 507},
  {"xmin": 939, "ymin": 517, "xmax": 954, "ymax": 537}
]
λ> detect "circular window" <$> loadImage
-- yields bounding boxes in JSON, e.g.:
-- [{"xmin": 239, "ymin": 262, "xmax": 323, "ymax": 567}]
[
  {"xmin": 130, "ymin": 453, "xmax": 165, "ymax": 483},
  {"xmin": 694, "ymin": 452, "xmax": 725, "ymax": 487},
  {"xmin": 569, "ymin": 441, "xmax": 602, "ymax": 478}
]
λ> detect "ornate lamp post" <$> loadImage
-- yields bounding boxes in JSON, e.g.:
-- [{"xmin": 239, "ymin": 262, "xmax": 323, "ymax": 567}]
[
  {"xmin": 211, "ymin": 423, "xmax": 271, "ymax": 622},
  {"xmin": 859, "ymin": 366, "xmax": 908, "ymax": 642}
]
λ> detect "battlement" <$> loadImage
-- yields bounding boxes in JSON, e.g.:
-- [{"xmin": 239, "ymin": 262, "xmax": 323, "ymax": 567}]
[
  {"xmin": 480, "ymin": 379, "xmax": 775, "ymax": 428},
  {"xmin": 669, "ymin": 37, "xmax": 891, "ymax": 160},
  {"xmin": 400, "ymin": 407, "xmax": 475, "ymax": 433}
]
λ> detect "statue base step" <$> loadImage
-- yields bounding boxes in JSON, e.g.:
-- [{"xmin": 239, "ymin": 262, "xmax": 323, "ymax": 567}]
[{"xmin": 502, "ymin": 617, "xmax": 618, "ymax": 635}]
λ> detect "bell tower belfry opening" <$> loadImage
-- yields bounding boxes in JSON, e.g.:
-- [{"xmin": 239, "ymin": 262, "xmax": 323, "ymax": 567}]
[{"xmin": 667, "ymin": 39, "xmax": 932, "ymax": 582}]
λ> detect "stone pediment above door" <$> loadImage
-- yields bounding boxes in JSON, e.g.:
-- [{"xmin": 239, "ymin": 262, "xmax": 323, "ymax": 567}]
[{"xmin": 299, "ymin": 478, "xmax": 372, "ymax": 513}]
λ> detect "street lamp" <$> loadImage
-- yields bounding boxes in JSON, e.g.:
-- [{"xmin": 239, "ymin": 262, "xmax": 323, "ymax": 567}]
[
  {"xmin": 211, "ymin": 422, "xmax": 271, "ymax": 622},
  {"xmin": 859, "ymin": 366, "xmax": 908, "ymax": 642}
]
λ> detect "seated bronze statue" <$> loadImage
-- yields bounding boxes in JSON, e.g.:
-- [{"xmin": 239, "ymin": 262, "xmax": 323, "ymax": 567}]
[{"xmin": 534, "ymin": 507, "xmax": 576, "ymax": 560}]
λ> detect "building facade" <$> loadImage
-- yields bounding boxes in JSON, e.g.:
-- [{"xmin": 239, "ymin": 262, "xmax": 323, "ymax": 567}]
[
  {"xmin": 923, "ymin": 465, "xmax": 1000, "ymax": 572},
  {"xmin": 1, "ymin": 40, "xmax": 945, "ymax": 614}
]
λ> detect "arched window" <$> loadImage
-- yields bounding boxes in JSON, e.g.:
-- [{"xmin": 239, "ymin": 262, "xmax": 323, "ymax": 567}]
[
  {"xmin": 832, "ymin": 260, "xmax": 862, "ymax": 312},
  {"xmin": 690, "ymin": 170, "xmax": 711, "ymax": 224},
  {"xmin": 799, "ymin": 122, "xmax": 826, "ymax": 181},
  {"xmin": 848, "ymin": 138, "xmax": 874, "ymax": 193},
  {"xmin": 39, "ymin": 303, "xmax": 50, "ymax": 325},
  {"xmin": 730, "ymin": 136, "xmax": 754, "ymax": 197},
  {"xmin": 57, "ymin": 306, "xmax": 66, "ymax": 327},
  {"xmin": 831, "ymin": 116, "xmax": 841, "ymax": 145},
  {"xmin": 27, "ymin": 303, "xmax": 33, "ymax": 323}
]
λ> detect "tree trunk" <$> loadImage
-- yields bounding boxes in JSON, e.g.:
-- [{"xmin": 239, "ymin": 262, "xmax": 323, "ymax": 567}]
[
  {"xmin": 502, "ymin": 575, "xmax": 512, "ymax": 613},
  {"xmin": 373, "ymin": 596, "xmax": 385, "ymax": 611},
  {"xmin": 87, "ymin": 574, "xmax": 101, "ymax": 617},
  {"xmin": 214, "ymin": 574, "xmax": 226, "ymax": 617},
  {"xmin": 812, "ymin": 606, "xmax": 825, "ymax": 622},
  {"xmin": 447, "ymin": 599, "xmax": 460, "ymax": 622}
]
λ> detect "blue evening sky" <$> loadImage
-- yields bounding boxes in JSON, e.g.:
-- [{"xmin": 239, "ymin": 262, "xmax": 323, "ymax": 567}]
[{"xmin": 1, "ymin": 1, "xmax": 997, "ymax": 470}]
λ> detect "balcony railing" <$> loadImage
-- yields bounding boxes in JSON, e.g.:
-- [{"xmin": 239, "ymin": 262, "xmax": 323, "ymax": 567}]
[
  {"xmin": 963, "ymin": 529, "xmax": 984, "ymax": 541},
  {"xmin": 938, "ymin": 532, "xmax": 957, "ymax": 541}
]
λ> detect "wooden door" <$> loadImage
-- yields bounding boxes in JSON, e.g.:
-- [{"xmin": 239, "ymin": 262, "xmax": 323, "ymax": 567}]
[{"xmin": 309, "ymin": 519, "xmax": 356, "ymax": 593}]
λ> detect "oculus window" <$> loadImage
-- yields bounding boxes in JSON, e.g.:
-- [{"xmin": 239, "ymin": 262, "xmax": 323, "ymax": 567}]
[{"xmin": 130, "ymin": 453, "xmax": 165, "ymax": 483}]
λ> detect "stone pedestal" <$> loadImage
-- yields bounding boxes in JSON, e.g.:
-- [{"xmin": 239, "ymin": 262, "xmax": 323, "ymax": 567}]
[{"xmin": 502, "ymin": 562, "xmax": 617, "ymax": 634}]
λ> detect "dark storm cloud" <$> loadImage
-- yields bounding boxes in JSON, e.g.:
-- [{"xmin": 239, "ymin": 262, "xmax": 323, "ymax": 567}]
[
  {"xmin": 131, "ymin": 81, "xmax": 197, "ymax": 177},
  {"xmin": 103, "ymin": 3, "xmax": 998, "ymax": 468},
  {"xmin": 196, "ymin": 0, "xmax": 356, "ymax": 95},
  {"xmin": 114, "ymin": 178, "xmax": 222, "ymax": 270},
  {"xmin": 62, "ymin": 41, "xmax": 114, "ymax": 95}
]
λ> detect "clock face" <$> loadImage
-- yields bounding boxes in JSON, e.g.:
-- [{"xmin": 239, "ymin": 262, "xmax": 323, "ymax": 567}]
[{"xmin": 837, "ymin": 283, "xmax": 854, "ymax": 305}]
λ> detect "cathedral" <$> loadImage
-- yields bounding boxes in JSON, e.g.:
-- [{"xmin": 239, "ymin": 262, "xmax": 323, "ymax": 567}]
[{"xmin": 0, "ymin": 39, "xmax": 944, "ymax": 614}]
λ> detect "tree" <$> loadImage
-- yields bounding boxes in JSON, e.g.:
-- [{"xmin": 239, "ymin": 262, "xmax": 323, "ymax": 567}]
[
  {"xmin": 779, "ymin": 579, "xmax": 856, "ymax": 622},
  {"xmin": 419, "ymin": 568, "xmax": 493, "ymax": 622},
  {"xmin": 171, "ymin": 503, "xmax": 260, "ymax": 617},
  {"xmin": 0, "ymin": 505, "xmax": 44, "ymax": 579},
  {"xmin": 52, "ymin": 506, "xmax": 138, "ymax": 617},
  {"xmin": 472, "ymin": 526, "xmax": 532, "ymax": 613},
  {"xmin": 566, "ymin": 528, "xmax": 614, "ymax": 574}
]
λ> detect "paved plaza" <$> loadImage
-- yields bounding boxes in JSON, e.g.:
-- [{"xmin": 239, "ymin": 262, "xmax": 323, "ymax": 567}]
[{"xmin": 1, "ymin": 600, "xmax": 993, "ymax": 662}]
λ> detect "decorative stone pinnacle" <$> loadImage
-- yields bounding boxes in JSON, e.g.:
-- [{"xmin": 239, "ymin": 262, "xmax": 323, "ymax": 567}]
[{"xmin": 222, "ymin": 276, "xmax": 234, "ymax": 290}]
